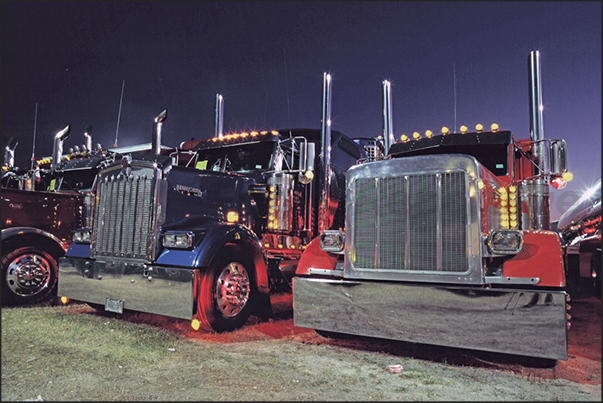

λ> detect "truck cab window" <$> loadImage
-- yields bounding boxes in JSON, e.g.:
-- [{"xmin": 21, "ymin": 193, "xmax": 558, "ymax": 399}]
[{"xmin": 195, "ymin": 142, "xmax": 276, "ymax": 173}]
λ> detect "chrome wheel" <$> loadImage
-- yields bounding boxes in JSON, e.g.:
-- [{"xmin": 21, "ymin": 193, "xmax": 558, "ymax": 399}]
[
  {"xmin": 5, "ymin": 252, "xmax": 52, "ymax": 297},
  {"xmin": 215, "ymin": 262, "xmax": 250, "ymax": 317}
]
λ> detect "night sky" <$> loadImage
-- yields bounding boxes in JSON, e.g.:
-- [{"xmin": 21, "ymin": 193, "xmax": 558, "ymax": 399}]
[{"xmin": 2, "ymin": 1, "xmax": 600, "ymax": 220}]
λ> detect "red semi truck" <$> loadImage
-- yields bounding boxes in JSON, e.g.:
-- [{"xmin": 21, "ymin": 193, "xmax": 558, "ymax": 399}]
[
  {"xmin": 293, "ymin": 51, "xmax": 572, "ymax": 361},
  {"xmin": 2, "ymin": 125, "xmax": 161, "ymax": 306}
]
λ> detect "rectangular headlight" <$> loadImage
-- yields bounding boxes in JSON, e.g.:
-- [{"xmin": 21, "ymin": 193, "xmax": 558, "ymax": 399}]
[
  {"xmin": 162, "ymin": 232, "xmax": 194, "ymax": 249},
  {"xmin": 320, "ymin": 230, "xmax": 345, "ymax": 253},
  {"xmin": 488, "ymin": 229, "xmax": 523, "ymax": 254},
  {"xmin": 73, "ymin": 228, "xmax": 92, "ymax": 244}
]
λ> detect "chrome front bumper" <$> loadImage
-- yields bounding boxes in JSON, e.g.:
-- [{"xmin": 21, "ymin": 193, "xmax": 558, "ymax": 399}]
[
  {"xmin": 293, "ymin": 277, "xmax": 568, "ymax": 360},
  {"xmin": 58, "ymin": 257, "xmax": 195, "ymax": 320}
]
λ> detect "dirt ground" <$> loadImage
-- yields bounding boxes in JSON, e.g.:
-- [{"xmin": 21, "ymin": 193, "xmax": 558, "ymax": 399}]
[{"xmin": 116, "ymin": 291, "xmax": 601, "ymax": 398}]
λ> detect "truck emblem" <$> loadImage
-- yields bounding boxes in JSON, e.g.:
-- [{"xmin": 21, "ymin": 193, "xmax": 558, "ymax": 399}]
[{"xmin": 174, "ymin": 184, "xmax": 206, "ymax": 198}]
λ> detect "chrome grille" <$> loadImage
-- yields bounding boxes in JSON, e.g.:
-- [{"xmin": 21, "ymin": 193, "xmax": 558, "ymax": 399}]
[
  {"xmin": 352, "ymin": 171, "xmax": 468, "ymax": 272},
  {"xmin": 92, "ymin": 173, "xmax": 156, "ymax": 260}
]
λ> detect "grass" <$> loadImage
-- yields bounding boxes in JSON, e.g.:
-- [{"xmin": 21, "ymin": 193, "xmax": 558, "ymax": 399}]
[{"xmin": 1, "ymin": 302, "xmax": 599, "ymax": 401}]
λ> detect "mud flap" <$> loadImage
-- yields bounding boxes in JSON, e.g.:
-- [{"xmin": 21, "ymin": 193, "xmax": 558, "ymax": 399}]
[{"xmin": 267, "ymin": 258, "xmax": 292, "ymax": 292}]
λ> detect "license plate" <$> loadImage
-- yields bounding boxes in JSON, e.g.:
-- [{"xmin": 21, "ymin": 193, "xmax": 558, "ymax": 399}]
[{"xmin": 105, "ymin": 297, "xmax": 124, "ymax": 314}]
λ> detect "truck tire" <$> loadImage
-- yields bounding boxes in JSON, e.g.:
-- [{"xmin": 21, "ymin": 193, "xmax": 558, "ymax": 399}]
[
  {"xmin": 196, "ymin": 245, "xmax": 255, "ymax": 332},
  {"xmin": 1, "ymin": 246, "xmax": 58, "ymax": 306}
]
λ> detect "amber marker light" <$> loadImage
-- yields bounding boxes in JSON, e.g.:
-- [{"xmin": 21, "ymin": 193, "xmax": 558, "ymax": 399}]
[
  {"xmin": 401, "ymin": 135, "xmax": 409, "ymax": 142},
  {"xmin": 191, "ymin": 319, "xmax": 201, "ymax": 331},
  {"xmin": 491, "ymin": 123, "xmax": 499, "ymax": 132},
  {"xmin": 442, "ymin": 127, "xmax": 449, "ymax": 135},
  {"xmin": 476, "ymin": 124, "xmax": 483, "ymax": 133},
  {"xmin": 60, "ymin": 296, "xmax": 69, "ymax": 304},
  {"xmin": 460, "ymin": 125, "xmax": 468, "ymax": 134},
  {"xmin": 562, "ymin": 172, "xmax": 573, "ymax": 181},
  {"xmin": 226, "ymin": 211, "xmax": 239, "ymax": 223},
  {"xmin": 425, "ymin": 130, "xmax": 433, "ymax": 138},
  {"xmin": 413, "ymin": 132, "xmax": 421, "ymax": 140}
]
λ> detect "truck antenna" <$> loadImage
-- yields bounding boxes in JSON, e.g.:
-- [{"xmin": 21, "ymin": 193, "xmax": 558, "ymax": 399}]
[
  {"xmin": 30, "ymin": 102, "xmax": 38, "ymax": 170},
  {"xmin": 283, "ymin": 48, "xmax": 292, "ymax": 138},
  {"xmin": 453, "ymin": 62, "xmax": 457, "ymax": 133},
  {"xmin": 114, "ymin": 80, "xmax": 125, "ymax": 148}
]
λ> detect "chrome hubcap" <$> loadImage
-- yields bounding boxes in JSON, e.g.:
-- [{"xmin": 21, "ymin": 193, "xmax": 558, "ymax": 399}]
[
  {"xmin": 5, "ymin": 254, "xmax": 52, "ymax": 296},
  {"xmin": 216, "ymin": 262, "xmax": 250, "ymax": 317}
]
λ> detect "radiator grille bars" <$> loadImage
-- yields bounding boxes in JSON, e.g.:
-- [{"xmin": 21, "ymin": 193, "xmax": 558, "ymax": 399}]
[
  {"xmin": 92, "ymin": 174, "xmax": 155, "ymax": 260},
  {"xmin": 352, "ymin": 171, "xmax": 468, "ymax": 272}
]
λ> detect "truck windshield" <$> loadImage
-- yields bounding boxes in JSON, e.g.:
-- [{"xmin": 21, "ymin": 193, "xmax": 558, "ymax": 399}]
[
  {"xmin": 55, "ymin": 169, "xmax": 99, "ymax": 191},
  {"xmin": 194, "ymin": 142, "xmax": 276, "ymax": 173},
  {"xmin": 392, "ymin": 144, "xmax": 509, "ymax": 176}
]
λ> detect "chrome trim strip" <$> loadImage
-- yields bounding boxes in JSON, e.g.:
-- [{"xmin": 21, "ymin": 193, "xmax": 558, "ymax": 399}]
[{"xmin": 436, "ymin": 173, "xmax": 442, "ymax": 270}]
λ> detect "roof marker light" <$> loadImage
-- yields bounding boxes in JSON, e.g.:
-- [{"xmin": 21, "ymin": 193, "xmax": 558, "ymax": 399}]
[
  {"xmin": 491, "ymin": 123, "xmax": 499, "ymax": 132},
  {"xmin": 442, "ymin": 127, "xmax": 449, "ymax": 135},
  {"xmin": 413, "ymin": 132, "xmax": 421, "ymax": 140},
  {"xmin": 401, "ymin": 135, "xmax": 409, "ymax": 143},
  {"xmin": 460, "ymin": 125, "xmax": 468, "ymax": 134},
  {"xmin": 425, "ymin": 130, "xmax": 433, "ymax": 138},
  {"xmin": 476, "ymin": 124, "xmax": 483, "ymax": 132}
]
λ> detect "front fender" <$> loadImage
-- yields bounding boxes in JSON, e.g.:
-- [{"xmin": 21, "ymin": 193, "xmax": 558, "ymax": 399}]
[
  {"xmin": 2, "ymin": 226, "xmax": 68, "ymax": 254},
  {"xmin": 156, "ymin": 222, "xmax": 269, "ymax": 295}
]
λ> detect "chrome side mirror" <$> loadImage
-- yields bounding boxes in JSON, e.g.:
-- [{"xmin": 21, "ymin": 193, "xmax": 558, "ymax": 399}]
[{"xmin": 549, "ymin": 139, "xmax": 567, "ymax": 175}]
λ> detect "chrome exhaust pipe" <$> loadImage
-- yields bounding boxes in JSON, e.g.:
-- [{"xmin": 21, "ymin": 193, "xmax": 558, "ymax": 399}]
[
  {"xmin": 215, "ymin": 94, "xmax": 224, "ymax": 139},
  {"xmin": 524, "ymin": 50, "xmax": 550, "ymax": 230},
  {"xmin": 52, "ymin": 125, "xmax": 70, "ymax": 172},
  {"xmin": 319, "ymin": 72, "xmax": 333, "ymax": 233},
  {"xmin": 152, "ymin": 110, "xmax": 167, "ymax": 155},
  {"xmin": 382, "ymin": 80, "xmax": 393, "ymax": 154},
  {"xmin": 3, "ymin": 137, "xmax": 18, "ymax": 168},
  {"xmin": 528, "ymin": 50, "xmax": 547, "ymax": 172},
  {"xmin": 84, "ymin": 125, "xmax": 93, "ymax": 152}
]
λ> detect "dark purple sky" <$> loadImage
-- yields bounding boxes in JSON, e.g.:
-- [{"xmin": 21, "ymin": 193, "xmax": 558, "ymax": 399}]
[{"xmin": 2, "ymin": 1, "xmax": 600, "ymax": 220}]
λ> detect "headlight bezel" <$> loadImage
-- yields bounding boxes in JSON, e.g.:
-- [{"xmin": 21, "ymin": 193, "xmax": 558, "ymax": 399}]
[
  {"xmin": 487, "ymin": 229, "xmax": 524, "ymax": 255},
  {"xmin": 320, "ymin": 230, "xmax": 345, "ymax": 253},
  {"xmin": 72, "ymin": 228, "xmax": 92, "ymax": 244},
  {"xmin": 162, "ymin": 231, "xmax": 195, "ymax": 249}
]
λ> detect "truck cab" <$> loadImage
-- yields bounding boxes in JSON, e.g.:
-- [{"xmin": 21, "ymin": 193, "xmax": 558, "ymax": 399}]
[
  {"xmin": 59, "ymin": 77, "xmax": 366, "ymax": 333},
  {"xmin": 293, "ymin": 52, "xmax": 573, "ymax": 362}
]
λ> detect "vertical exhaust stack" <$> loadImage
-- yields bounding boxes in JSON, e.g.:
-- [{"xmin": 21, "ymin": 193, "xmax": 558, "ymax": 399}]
[
  {"xmin": 521, "ymin": 50, "xmax": 550, "ymax": 230},
  {"xmin": 382, "ymin": 80, "xmax": 393, "ymax": 155},
  {"xmin": 152, "ymin": 110, "xmax": 168, "ymax": 155},
  {"xmin": 528, "ymin": 50, "xmax": 547, "ymax": 172},
  {"xmin": 319, "ymin": 72, "xmax": 333, "ymax": 234},
  {"xmin": 3, "ymin": 137, "xmax": 18, "ymax": 168},
  {"xmin": 52, "ymin": 125, "xmax": 70, "ymax": 172},
  {"xmin": 215, "ymin": 94, "xmax": 224, "ymax": 139},
  {"xmin": 84, "ymin": 125, "xmax": 93, "ymax": 152}
]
